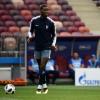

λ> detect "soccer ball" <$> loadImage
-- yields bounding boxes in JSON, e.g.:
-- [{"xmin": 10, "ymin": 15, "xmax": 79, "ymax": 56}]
[{"xmin": 4, "ymin": 84, "xmax": 15, "ymax": 94}]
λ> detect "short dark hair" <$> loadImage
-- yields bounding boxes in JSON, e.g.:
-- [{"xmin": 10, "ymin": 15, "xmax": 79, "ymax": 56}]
[
  {"xmin": 73, "ymin": 51, "xmax": 79, "ymax": 54},
  {"xmin": 40, "ymin": 4, "xmax": 48, "ymax": 10}
]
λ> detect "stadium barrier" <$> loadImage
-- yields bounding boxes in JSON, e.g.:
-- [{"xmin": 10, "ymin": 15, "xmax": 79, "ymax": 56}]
[
  {"xmin": 0, "ymin": 34, "xmax": 27, "ymax": 85},
  {"xmin": 75, "ymin": 68, "xmax": 100, "ymax": 86}
]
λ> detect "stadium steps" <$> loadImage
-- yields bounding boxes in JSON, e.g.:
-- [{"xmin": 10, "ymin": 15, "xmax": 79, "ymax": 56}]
[
  {"xmin": 67, "ymin": 0, "xmax": 100, "ymax": 35},
  {"xmin": 27, "ymin": 78, "xmax": 74, "ymax": 85},
  {"xmin": 55, "ymin": 78, "xmax": 74, "ymax": 85}
]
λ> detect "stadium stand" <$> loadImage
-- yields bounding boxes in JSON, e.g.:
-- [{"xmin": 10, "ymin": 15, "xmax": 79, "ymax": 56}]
[
  {"xmin": 68, "ymin": 0, "xmax": 100, "ymax": 35},
  {"xmin": 0, "ymin": 0, "xmax": 92, "ymax": 36}
]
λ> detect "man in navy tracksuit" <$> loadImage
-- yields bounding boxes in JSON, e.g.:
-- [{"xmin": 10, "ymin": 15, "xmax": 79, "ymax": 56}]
[{"xmin": 28, "ymin": 4, "xmax": 57, "ymax": 94}]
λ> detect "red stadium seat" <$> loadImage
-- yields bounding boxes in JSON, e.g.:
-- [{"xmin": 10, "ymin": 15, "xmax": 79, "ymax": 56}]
[
  {"xmin": 74, "ymin": 21, "xmax": 85, "ymax": 27},
  {"xmin": 79, "ymin": 26, "xmax": 90, "ymax": 33},
  {"xmin": 62, "ymin": 4, "xmax": 72, "ymax": 11},
  {"xmin": 35, "ymin": 0, "xmax": 46, "ymax": 5},
  {"xmin": 57, "ymin": 0, "xmax": 68, "ymax": 5},
  {"xmin": 5, "ymin": 21, "xmax": 16, "ymax": 27},
  {"xmin": 49, "ymin": 10, "xmax": 64, "ymax": 16},
  {"xmin": 20, "ymin": 10, "xmax": 32, "ymax": 16},
  {"xmin": 1, "ymin": 0, "xmax": 12, "ymax": 4},
  {"xmin": 0, "ymin": 4, "xmax": 4, "ymax": 9},
  {"xmin": 64, "ymin": 5, "xmax": 72, "ymax": 10},
  {"xmin": 24, "ymin": 0, "xmax": 35, "ymax": 4},
  {"xmin": 66, "ymin": 10, "xmax": 76, "ymax": 16},
  {"xmin": 24, "ymin": 15, "xmax": 32, "ymax": 22},
  {"xmin": 24, "ymin": 0, "xmax": 46, "ymax": 5},
  {"xmin": 32, "ymin": 10, "xmax": 40, "ymax": 16},
  {"xmin": 0, "ymin": 27, "xmax": 8, "ymax": 33},
  {"xmin": 10, "ymin": 10, "xmax": 20, "ymax": 16},
  {"xmin": 67, "ymin": 26, "xmax": 78, "ymax": 33},
  {"xmin": 56, "ymin": 27, "xmax": 67, "ymax": 33},
  {"xmin": 16, "ymin": 4, "xmax": 27, "ymax": 10},
  {"xmin": 0, "ymin": 32, "xmax": 13, "ymax": 36},
  {"xmin": 28, "ymin": 4, "xmax": 39, "ymax": 10},
  {"xmin": 1, "ymin": 15, "xmax": 12, "ymax": 21},
  {"xmin": 13, "ymin": 15, "xmax": 24, "ymax": 21},
  {"xmin": 63, "ymin": 21, "xmax": 73, "ymax": 27},
  {"xmin": 8, "ymin": 26, "xmax": 20, "ymax": 33},
  {"xmin": 5, "ymin": 4, "xmax": 15, "ymax": 10},
  {"xmin": 0, "ymin": 21, "xmax": 4, "ymax": 26},
  {"xmin": 70, "ymin": 16, "xmax": 81, "ymax": 21},
  {"xmin": 49, "ymin": 15, "xmax": 59, "ymax": 21},
  {"xmin": 59, "ymin": 15, "xmax": 70, "ymax": 21},
  {"xmin": 0, "ymin": 10, "xmax": 9, "ymax": 15},
  {"xmin": 60, "ymin": 32, "xmax": 71, "ymax": 37},
  {"xmin": 17, "ymin": 21, "xmax": 27, "ymax": 27}
]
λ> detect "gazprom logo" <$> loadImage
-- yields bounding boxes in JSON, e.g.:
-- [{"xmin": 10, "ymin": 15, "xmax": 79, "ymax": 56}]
[
  {"xmin": 79, "ymin": 73, "xmax": 86, "ymax": 85},
  {"xmin": 79, "ymin": 73, "xmax": 100, "ymax": 86}
]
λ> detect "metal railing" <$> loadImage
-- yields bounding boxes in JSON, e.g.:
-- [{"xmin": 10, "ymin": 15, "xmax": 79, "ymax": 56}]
[{"xmin": 0, "ymin": 33, "xmax": 27, "ymax": 80}]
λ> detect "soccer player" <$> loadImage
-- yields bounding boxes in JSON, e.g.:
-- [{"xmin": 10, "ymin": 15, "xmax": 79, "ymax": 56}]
[{"xmin": 28, "ymin": 4, "xmax": 57, "ymax": 94}]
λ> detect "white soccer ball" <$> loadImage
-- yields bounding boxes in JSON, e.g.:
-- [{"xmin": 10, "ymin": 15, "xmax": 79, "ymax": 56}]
[{"xmin": 4, "ymin": 84, "xmax": 15, "ymax": 94}]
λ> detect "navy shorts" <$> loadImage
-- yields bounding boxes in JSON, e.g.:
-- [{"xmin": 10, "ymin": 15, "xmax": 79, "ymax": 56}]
[{"xmin": 34, "ymin": 50, "xmax": 51, "ymax": 59}]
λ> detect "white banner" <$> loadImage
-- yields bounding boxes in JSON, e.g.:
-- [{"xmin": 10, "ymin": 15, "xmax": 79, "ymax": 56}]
[{"xmin": 75, "ymin": 68, "xmax": 100, "ymax": 86}]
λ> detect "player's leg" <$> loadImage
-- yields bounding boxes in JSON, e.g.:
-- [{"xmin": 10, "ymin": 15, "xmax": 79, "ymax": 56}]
[
  {"xmin": 34, "ymin": 51, "xmax": 42, "ymax": 94},
  {"xmin": 40, "ymin": 50, "xmax": 51, "ymax": 94},
  {"xmin": 40, "ymin": 57, "xmax": 49, "ymax": 94}
]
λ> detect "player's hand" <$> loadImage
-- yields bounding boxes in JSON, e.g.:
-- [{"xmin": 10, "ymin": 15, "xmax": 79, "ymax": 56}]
[
  {"xmin": 51, "ymin": 45, "xmax": 57, "ymax": 51},
  {"xmin": 27, "ymin": 37, "xmax": 33, "ymax": 43}
]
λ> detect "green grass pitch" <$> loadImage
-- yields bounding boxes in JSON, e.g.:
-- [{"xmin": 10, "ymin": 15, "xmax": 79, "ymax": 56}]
[{"xmin": 0, "ymin": 85, "xmax": 100, "ymax": 100}]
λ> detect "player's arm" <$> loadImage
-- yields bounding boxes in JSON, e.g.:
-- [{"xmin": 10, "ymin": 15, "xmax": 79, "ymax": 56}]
[
  {"xmin": 27, "ymin": 18, "xmax": 35, "ymax": 42},
  {"xmin": 27, "ymin": 60, "xmax": 33, "ymax": 71},
  {"xmin": 51, "ymin": 22, "xmax": 57, "ymax": 51},
  {"xmin": 69, "ymin": 64, "xmax": 74, "ymax": 70},
  {"xmin": 80, "ymin": 60, "xmax": 84, "ymax": 68},
  {"xmin": 69, "ymin": 60, "xmax": 74, "ymax": 70}
]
